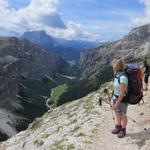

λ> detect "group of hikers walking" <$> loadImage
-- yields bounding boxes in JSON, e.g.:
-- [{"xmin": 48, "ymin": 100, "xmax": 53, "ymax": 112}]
[{"xmin": 108, "ymin": 58, "xmax": 149, "ymax": 138}]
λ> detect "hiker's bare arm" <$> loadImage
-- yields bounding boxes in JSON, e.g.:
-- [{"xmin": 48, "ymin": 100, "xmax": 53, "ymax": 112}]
[{"xmin": 117, "ymin": 83, "xmax": 126, "ymax": 103}]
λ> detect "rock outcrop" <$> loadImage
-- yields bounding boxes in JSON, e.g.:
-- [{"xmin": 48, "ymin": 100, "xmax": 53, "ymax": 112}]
[
  {"xmin": 79, "ymin": 24, "xmax": 150, "ymax": 76},
  {"xmin": 0, "ymin": 37, "xmax": 68, "ymax": 140}
]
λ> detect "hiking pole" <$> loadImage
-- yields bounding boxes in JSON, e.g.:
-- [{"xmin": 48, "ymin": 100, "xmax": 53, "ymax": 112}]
[
  {"xmin": 119, "ymin": 110, "xmax": 148, "ymax": 132},
  {"xmin": 99, "ymin": 97, "xmax": 116, "ymax": 126},
  {"xmin": 102, "ymin": 88, "xmax": 149, "ymax": 132},
  {"xmin": 103, "ymin": 88, "xmax": 115, "ymax": 119},
  {"xmin": 98, "ymin": 97, "xmax": 116, "ymax": 126},
  {"xmin": 99, "ymin": 96, "xmax": 149, "ymax": 132}
]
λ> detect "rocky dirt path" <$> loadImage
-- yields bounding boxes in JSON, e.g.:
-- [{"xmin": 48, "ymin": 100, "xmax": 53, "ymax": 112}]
[
  {"xmin": 89, "ymin": 84, "xmax": 150, "ymax": 150},
  {"xmin": 0, "ymin": 83, "xmax": 150, "ymax": 150}
]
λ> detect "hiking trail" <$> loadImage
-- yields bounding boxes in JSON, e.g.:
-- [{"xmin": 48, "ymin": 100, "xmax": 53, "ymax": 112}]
[{"xmin": 88, "ymin": 84, "xmax": 150, "ymax": 150}]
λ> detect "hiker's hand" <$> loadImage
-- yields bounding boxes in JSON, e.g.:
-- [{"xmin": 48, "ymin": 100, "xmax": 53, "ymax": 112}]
[
  {"xmin": 107, "ymin": 95, "xmax": 111, "ymax": 102},
  {"xmin": 113, "ymin": 102, "xmax": 120, "ymax": 112},
  {"xmin": 108, "ymin": 94, "xmax": 111, "ymax": 102}
]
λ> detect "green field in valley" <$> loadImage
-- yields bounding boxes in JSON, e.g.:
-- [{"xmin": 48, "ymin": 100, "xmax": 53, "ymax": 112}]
[{"xmin": 51, "ymin": 84, "xmax": 69, "ymax": 105}]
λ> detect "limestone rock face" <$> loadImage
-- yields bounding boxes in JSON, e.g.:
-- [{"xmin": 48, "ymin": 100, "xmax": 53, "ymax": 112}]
[
  {"xmin": 0, "ymin": 37, "xmax": 68, "ymax": 139},
  {"xmin": 79, "ymin": 24, "xmax": 150, "ymax": 76}
]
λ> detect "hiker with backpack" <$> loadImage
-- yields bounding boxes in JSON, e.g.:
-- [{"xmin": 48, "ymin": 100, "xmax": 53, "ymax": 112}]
[
  {"xmin": 143, "ymin": 60, "xmax": 149, "ymax": 91},
  {"xmin": 109, "ymin": 58, "xmax": 143, "ymax": 138},
  {"xmin": 111, "ymin": 58, "xmax": 129, "ymax": 138}
]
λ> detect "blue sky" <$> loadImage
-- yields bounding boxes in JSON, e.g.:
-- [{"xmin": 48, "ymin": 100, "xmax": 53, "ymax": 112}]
[
  {"xmin": 58, "ymin": 0, "xmax": 144, "ymax": 40},
  {"xmin": 7, "ymin": 0, "xmax": 30, "ymax": 9},
  {"xmin": 0, "ymin": 0, "xmax": 149, "ymax": 41}
]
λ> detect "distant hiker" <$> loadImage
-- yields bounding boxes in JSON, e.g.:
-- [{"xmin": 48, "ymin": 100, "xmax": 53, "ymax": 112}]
[
  {"xmin": 111, "ymin": 58, "xmax": 128, "ymax": 138},
  {"xmin": 143, "ymin": 60, "xmax": 149, "ymax": 91}
]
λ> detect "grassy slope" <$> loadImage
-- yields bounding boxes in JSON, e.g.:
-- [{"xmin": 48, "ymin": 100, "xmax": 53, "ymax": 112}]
[
  {"xmin": 51, "ymin": 84, "xmax": 69, "ymax": 105},
  {"xmin": 57, "ymin": 65, "xmax": 113, "ymax": 106}
]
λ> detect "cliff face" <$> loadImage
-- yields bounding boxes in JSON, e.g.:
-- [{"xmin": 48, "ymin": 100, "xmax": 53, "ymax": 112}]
[
  {"xmin": 0, "ymin": 37, "xmax": 68, "ymax": 140},
  {"xmin": 79, "ymin": 24, "xmax": 150, "ymax": 76},
  {"xmin": 0, "ymin": 37, "xmax": 67, "ymax": 79}
]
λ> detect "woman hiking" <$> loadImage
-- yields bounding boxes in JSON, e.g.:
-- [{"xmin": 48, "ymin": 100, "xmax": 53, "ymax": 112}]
[{"xmin": 111, "ymin": 58, "xmax": 129, "ymax": 138}]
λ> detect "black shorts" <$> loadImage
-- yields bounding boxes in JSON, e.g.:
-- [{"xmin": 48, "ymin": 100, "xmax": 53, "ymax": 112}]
[{"xmin": 144, "ymin": 74, "xmax": 149, "ymax": 84}]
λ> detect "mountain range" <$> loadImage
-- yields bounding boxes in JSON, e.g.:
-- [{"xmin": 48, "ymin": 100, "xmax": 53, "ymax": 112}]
[
  {"xmin": 79, "ymin": 24, "xmax": 150, "ymax": 76},
  {"xmin": 55, "ymin": 23, "xmax": 150, "ymax": 105},
  {"xmin": 0, "ymin": 23, "xmax": 150, "ymax": 144},
  {"xmin": 0, "ymin": 36, "xmax": 69, "ymax": 141},
  {"xmin": 23, "ymin": 31, "xmax": 102, "ymax": 61}
]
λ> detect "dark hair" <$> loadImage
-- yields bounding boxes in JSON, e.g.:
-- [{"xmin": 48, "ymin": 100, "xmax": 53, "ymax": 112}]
[{"xmin": 144, "ymin": 60, "xmax": 147, "ymax": 65}]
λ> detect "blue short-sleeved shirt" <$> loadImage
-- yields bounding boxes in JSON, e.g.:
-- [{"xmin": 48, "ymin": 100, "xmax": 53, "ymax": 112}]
[{"xmin": 112, "ymin": 72, "xmax": 128, "ymax": 101}]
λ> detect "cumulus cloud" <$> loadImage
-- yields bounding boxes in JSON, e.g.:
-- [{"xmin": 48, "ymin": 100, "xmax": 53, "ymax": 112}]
[
  {"xmin": 0, "ymin": 0, "xmax": 66, "ymax": 32},
  {"xmin": 0, "ymin": 0, "xmax": 91, "ymax": 41},
  {"xmin": 131, "ymin": 0, "xmax": 150, "ymax": 27},
  {"xmin": 45, "ymin": 21, "xmax": 92, "ymax": 40}
]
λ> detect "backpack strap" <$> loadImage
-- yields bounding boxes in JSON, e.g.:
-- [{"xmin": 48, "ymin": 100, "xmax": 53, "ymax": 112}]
[
  {"xmin": 114, "ymin": 72, "xmax": 127, "ymax": 84},
  {"xmin": 114, "ymin": 72, "xmax": 128, "ymax": 97}
]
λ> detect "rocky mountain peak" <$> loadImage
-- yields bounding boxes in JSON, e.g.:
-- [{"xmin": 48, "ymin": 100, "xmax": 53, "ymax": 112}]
[
  {"xmin": 79, "ymin": 23, "xmax": 150, "ymax": 76},
  {"xmin": 128, "ymin": 24, "xmax": 150, "ymax": 41}
]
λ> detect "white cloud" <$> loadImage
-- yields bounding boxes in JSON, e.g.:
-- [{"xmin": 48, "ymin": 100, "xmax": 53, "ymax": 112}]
[
  {"xmin": 0, "ymin": 0, "xmax": 91, "ymax": 41},
  {"xmin": 46, "ymin": 21, "xmax": 92, "ymax": 40},
  {"xmin": 81, "ymin": 19, "xmax": 134, "ymax": 41},
  {"xmin": 0, "ymin": 0, "xmax": 66, "ymax": 32},
  {"xmin": 140, "ymin": 0, "xmax": 150, "ymax": 14},
  {"xmin": 131, "ymin": 0, "xmax": 150, "ymax": 27}
]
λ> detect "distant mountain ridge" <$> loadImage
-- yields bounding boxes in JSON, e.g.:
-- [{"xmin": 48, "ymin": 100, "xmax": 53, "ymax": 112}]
[
  {"xmin": 23, "ymin": 31, "xmax": 102, "ymax": 61},
  {"xmin": 79, "ymin": 23, "xmax": 150, "ymax": 76}
]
